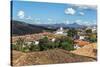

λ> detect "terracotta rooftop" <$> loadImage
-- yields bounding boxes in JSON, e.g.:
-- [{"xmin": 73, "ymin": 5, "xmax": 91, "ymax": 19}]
[
  {"xmin": 12, "ymin": 32, "xmax": 52, "ymax": 43},
  {"xmin": 74, "ymin": 40, "xmax": 90, "ymax": 47}
]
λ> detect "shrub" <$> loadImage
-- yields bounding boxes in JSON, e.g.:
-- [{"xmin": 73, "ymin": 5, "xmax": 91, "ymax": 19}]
[
  {"xmin": 60, "ymin": 36, "xmax": 74, "ymax": 51},
  {"xmin": 46, "ymin": 42, "xmax": 55, "ymax": 49},
  {"xmin": 15, "ymin": 38, "xmax": 25, "ymax": 51},
  {"xmin": 29, "ymin": 42, "xmax": 40, "ymax": 51},
  {"xmin": 86, "ymin": 34, "xmax": 97, "ymax": 43},
  {"xmin": 67, "ymin": 29, "xmax": 77, "ymax": 38},
  {"xmin": 12, "ymin": 44, "xmax": 17, "ymax": 50},
  {"xmin": 12, "ymin": 35, "xmax": 75, "ymax": 52},
  {"xmin": 85, "ymin": 29, "xmax": 92, "ymax": 34},
  {"xmin": 38, "ymin": 36, "xmax": 49, "ymax": 51},
  {"xmin": 89, "ymin": 37, "xmax": 97, "ymax": 42},
  {"xmin": 12, "ymin": 38, "xmax": 30, "ymax": 52}
]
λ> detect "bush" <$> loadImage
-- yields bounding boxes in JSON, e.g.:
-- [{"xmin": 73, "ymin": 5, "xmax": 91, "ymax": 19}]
[
  {"xmin": 12, "ymin": 44, "xmax": 17, "ymax": 50},
  {"xmin": 12, "ymin": 36, "xmax": 75, "ymax": 52},
  {"xmin": 54, "ymin": 41, "xmax": 60, "ymax": 48},
  {"xmin": 29, "ymin": 42, "xmax": 40, "ymax": 51},
  {"xmin": 46, "ymin": 42, "xmax": 55, "ymax": 49},
  {"xmin": 38, "ymin": 36, "xmax": 49, "ymax": 51},
  {"xmin": 85, "ymin": 29, "xmax": 92, "ymax": 34},
  {"xmin": 86, "ymin": 34, "xmax": 97, "ymax": 43},
  {"xmin": 67, "ymin": 29, "xmax": 77, "ymax": 38},
  {"xmin": 89, "ymin": 37, "xmax": 97, "ymax": 42},
  {"xmin": 60, "ymin": 36, "xmax": 74, "ymax": 51},
  {"xmin": 12, "ymin": 38, "xmax": 30, "ymax": 52},
  {"xmin": 15, "ymin": 38, "xmax": 26, "ymax": 51}
]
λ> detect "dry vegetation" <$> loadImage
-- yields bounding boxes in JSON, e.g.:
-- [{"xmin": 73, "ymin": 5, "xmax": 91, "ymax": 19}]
[
  {"xmin": 11, "ymin": 48, "xmax": 96, "ymax": 66},
  {"xmin": 71, "ymin": 43, "xmax": 97, "ymax": 59}
]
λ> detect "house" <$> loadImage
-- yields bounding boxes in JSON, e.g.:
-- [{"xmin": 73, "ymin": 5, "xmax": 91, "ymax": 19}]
[
  {"xmin": 25, "ymin": 40, "xmax": 39, "ymax": 46},
  {"xmin": 74, "ymin": 40, "xmax": 90, "ymax": 49},
  {"xmin": 51, "ymin": 38, "xmax": 56, "ymax": 42},
  {"xmin": 73, "ymin": 35, "xmax": 80, "ymax": 40},
  {"xmin": 73, "ymin": 34, "xmax": 86, "ymax": 40},
  {"xmin": 79, "ymin": 36, "xmax": 85, "ymax": 40},
  {"xmin": 34, "ymin": 40, "xmax": 39, "ymax": 45},
  {"xmin": 92, "ymin": 26, "xmax": 97, "ymax": 33},
  {"xmin": 74, "ymin": 44, "xmax": 80, "ymax": 49},
  {"xmin": 27, "ymin": 41, "xmax": 32, "ymax": 46}
]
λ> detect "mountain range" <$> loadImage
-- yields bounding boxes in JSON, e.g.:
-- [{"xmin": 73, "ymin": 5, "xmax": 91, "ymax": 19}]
[
  {"xmin": 11, "ymin": 20, "xmax": 86, "ymax": 36},
  {"xmin": 37, "ymin": 22, "xmax": 86, "ymax": 29},
  {"xmin": 11, "ymin": 20, "xmax": 56, "ymax": 36}
]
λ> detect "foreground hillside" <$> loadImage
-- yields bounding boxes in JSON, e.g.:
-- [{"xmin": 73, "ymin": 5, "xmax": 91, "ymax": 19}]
[
  {"xmin": 11, "ymin": 48, "xmax": 95, "ymax": 66},
  {"xmin": 71, "ymin": 43, "xmax": 97, "ymax": 59}
]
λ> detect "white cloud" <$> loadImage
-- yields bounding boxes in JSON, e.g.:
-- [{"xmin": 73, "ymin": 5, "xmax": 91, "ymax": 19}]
[
  {"xmin": 75, "ymin": 20, "xmax": 82, "ymax": 24},
  {"xmin": 64, "ymin": 20, "xmax": 70, "ymax": 24},
  {"xmin": 76, "ymin": 20, "xmax": 81, "ymax": 22},
  {"xmin": 78, "ymin": 6, "xmax": 88, "ymax": 9},
  {"xmin": 26, "ymin": 16, "xmax": 32, "ymax": 20},
  {"xmin": 75, "ymin": 20, "xmax": 96, "ymax": 26},
  {"xmin": 81, "ymin": 21, "xmax": 93, "ymax": 26},
  {"xmin": 73, "ymin": 4, "xmax": 97, "ymax": 10},
  {"xmin": 79, "ymin": 12, "xmax": 84, "ymax": 15},
  {"xmin": 34, "ymin": 18, "xmax": 41, "ymax": 24},
  {"xmin": 17, "ymin": 10, "xmax": 25, "ymax": 19},
  {"xmin": 83, "ymin": 21, "xmax": 90, "ymax": 25},
  {"xmin": 79, "ymin": 5, "xmax": 97, "ymax": 10},
  {"xmin": 47, "ymin": 18, "xmax": 53, "ymax": 24},
  {"xmin": 65, "ymin": 8, "xmax": 76, "ymax": 15},
  {"xmin": 75, "ymin": 20, "xmax": 90, "ymax": 25},
  {"xmin": 35, "ymin": 18, "xmax": 40, "ymax": 21},
  {"xmin": 48, "ymin": 18, "xmax": 52, "ymax": 21}
]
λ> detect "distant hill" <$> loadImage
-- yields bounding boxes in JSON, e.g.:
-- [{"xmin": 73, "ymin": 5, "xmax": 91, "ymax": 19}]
[
  {"xmin": 11, "ymin": 20, "xmax": 86, "ymax": 36},
  {"xmin": 37, "ymin": 22, "xmax": 86, "ymax": 29},
  {"xmin": 66, "ymin": 23, "xmax": 86, "ymax": 29},
  {"xmin": 11, "ymin": 20, "xmax": 56, "ymax": 36},
  {"xmin": 12, "ymin": 48, "xmax": 95, "ymax": 66}
]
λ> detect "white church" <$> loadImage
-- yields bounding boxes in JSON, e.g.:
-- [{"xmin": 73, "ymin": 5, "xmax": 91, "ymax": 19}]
[{"xmin": 55, "ymin": 27, "xmax": 67, "ymax": 35}]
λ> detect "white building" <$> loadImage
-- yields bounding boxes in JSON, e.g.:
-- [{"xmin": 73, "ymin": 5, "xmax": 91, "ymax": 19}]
[
  {"xmin": 51, "ymin": 38, "xmax": 56, "ymax": 42},
  {"xmin": 34, "ymin": 40, "xmax": 39, "ymax": 45},
  {"xmin": 55, "ymin": 27, "xmax": 67, "ymax": 35},
  {"xmin": 79, "ymin": 36, "xmax": 85, "ymax": 40},
  {"xmin": 55, "ymin": 27, "xmax": 64, "ymax": 34},
  {"xmin": 26, "ymin": 40, "xmax": 39, "ymax": 46},
  {"xmin": 86, "ymin": 26, "xmax": 97, "ymax": 33},
  {"xmin": 27, "ymin": 41, "xmax": 32, "ymax": 46},
  {"xmin": 92, "ymin": 26, "xmax": 97, "ymax": 33},
  {"xmin": 74, "ymin": 44, "xmax": 80, "ymax": 49}
]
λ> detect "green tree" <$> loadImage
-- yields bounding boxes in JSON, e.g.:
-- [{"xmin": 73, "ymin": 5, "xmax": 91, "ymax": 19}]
[
  {"xmin": 13, "ymin": 38, "xmax": 30, "ymax": 52},
  {"xmin": 67, "ymin": 29, "xmax": 77, "ymax": 38},
  {"xmin": 86, "ymin": 33, "xmax": 97, "ymax": 43},
  {"xmin": 29, "ymin": 42, "xmax": 40, "ymax": 51},
  {"xmin": 59, "ymin": 36, "xmax": 74, "ymax": 51},
  {"xmin": 85, "ymin": 29, "xmax": 92, "ymax": 34},
  {"xmin": 38, "ymin": 36, "xmax": 49, "ymax": 51},
  {"xmin": 15, "ymin": 38, "xmax": 25, "ymax": 51}
]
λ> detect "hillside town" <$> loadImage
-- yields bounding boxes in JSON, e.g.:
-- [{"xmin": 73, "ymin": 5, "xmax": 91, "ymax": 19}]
[
  {"xmin": 11, "ymin": 26, "xmax": 97, "ymax": 66},
  {"xmin": 12, "ymin": 25, "xmax": 97, "ymax": 49}
]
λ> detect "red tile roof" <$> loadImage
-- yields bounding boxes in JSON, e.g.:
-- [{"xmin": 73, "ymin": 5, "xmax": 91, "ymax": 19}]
[{"xmin": 74, "ymin": 40, "xmax": 90, "ymax": 47}]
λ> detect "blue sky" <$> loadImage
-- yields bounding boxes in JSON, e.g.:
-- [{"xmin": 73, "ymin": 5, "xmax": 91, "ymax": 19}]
[{"xmin": 12, "ymin": 1, "xmax": 97, "ymax": 25}]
